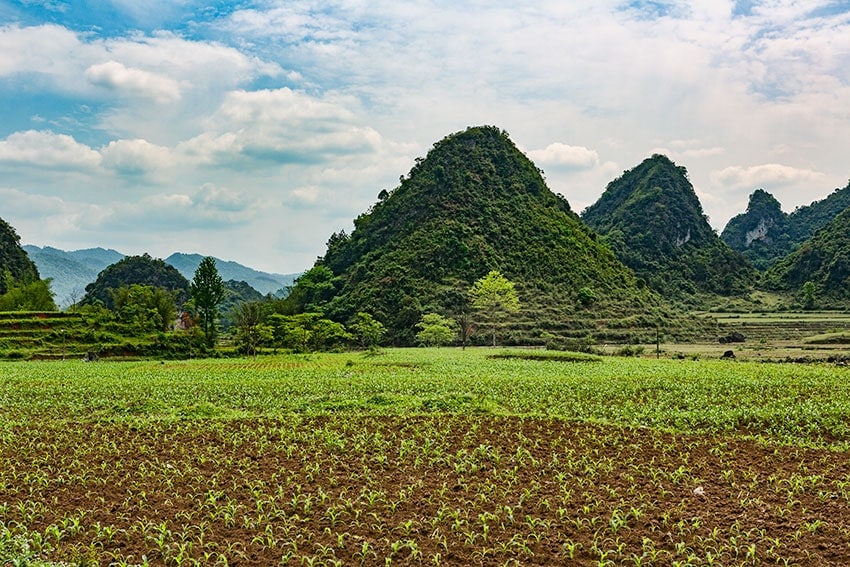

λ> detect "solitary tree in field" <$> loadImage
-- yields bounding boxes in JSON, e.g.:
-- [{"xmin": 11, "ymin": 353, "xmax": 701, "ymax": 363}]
[
  {"xmin": 468, "ymin": 270, "xmax": 520, "ymax": 347},
  {"xmin": 350, "ymin": 311, "xmax": 386, "ymax": 350},
  {"xmin": 416, "ymin": 313, "xmax": 457, "ymax": 347},
  {"xmin": 191, "ymin": 257, "xmax": 226, "ymax": 348}
]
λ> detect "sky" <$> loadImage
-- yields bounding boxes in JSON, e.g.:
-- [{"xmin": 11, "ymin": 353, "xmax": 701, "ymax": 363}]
[{"xmin": 1, "ymin": 0, "xmax": 849, "ymax": 275}]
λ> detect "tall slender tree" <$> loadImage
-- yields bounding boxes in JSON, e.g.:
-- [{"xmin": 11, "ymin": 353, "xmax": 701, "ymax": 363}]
[{"xmin": 191, "ymin": 257, "xmax": 226, "ymax": 348}]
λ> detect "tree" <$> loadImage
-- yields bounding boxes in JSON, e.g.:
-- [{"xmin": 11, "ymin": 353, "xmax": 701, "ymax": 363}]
[
  {"xmin": 469, "ymin": 270, "xmax": 520, "ymax": 347},
  {"xmin": 0, "ymin": 274, "xmax": 56, "ymax": 311},
  {"xmin": 111, "ymin": 284, "xmax": 177, "ymax": 334},
  {"xmin": 232, "ymin": 301, "xmax": 272, "ymax": 356},
  {"xmin": 801, "ymin": 281, "xmax": 817, "ymax": 309},
  {"xmin": 576, "ymin": 286, "xmax": 596, "ymax": 306},
  {"xmin": 268, "ymin": 312, "xmax": 350, "ymax": 352},
  {"xmin": 191, "ymin": 257, "xmax": 226, "ymax": 348},
  {"xmin": 349, "ymin": 312, "xmax": 386, "ymax": 349},
  {"xmin": 415, "ymin": 313, "xmax": 457, "ymax": 347}
]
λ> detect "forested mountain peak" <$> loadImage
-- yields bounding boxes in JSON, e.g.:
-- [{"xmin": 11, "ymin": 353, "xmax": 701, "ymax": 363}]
[
  {"xmin": 81, "ymin": 253, "xmax": 190, "ymax": 309},
  {"xmin": 721, "ymin": 181, "xmax": 850, "ymax": 270},
  {"xmin": 289, "ymin": 125, "xmax": 662, "ymax": 344},
  {"xmin": 581, "ymin": 154, "xmax": 754, "ymax": 299}
]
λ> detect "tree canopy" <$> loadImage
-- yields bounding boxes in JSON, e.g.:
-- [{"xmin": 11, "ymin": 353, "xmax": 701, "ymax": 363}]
[{"xmin": 469, "ymin": 270, "xmax": 520, "ymax": 346}]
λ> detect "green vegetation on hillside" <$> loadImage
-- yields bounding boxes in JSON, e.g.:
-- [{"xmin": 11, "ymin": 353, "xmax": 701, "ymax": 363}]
[
  {"xmin": 722, "ymin": 182, "xmax": 850, "ymax": 270},
  {"xmin": 0, "ymin": 218, "xmax": 56, "ymax": 312},
  {"xmin": 762, "ymin": 207, "xmax": 850, "ymax": 303},
  {"xmin": 720, "ymin": 189, "xmax": 791, "ymax": 270},
  {"xmin": 81, "ymin": 253, "xmax": 190, "ymax": 308},
  {"xmin": 288, "ymin": 126, "xmax": 666, "ymax": 345},
  {"xmin": 582, "ymin": 155, "xmax": 755, "ymax": 300},
  {"xmin": 0, "ymin": 218, "xmax": 40, "ymax": 295}
]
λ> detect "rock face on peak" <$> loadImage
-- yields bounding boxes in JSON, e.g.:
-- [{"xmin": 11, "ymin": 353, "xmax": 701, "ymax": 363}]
[
  {"xmin": 722, "ymin": 183, "xmax": 850, "ymax": 270},
  {"xmin": 720, "ymin": 190, "xmax": 790, "ymax": 270},
  {"xmin": 582, "ymin": 154, "xmax": 755, "ymax": 299},
  {"xmin": 0, "ymin": 217, "xmax": 40, "ymax": 295},
  {"xmin": 288, "ymin": 126, "xmax": 662, "ymax": 344}
]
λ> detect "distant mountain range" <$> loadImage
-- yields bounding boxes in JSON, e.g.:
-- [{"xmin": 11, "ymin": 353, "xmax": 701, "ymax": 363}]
[{"xmin": 23, "ymin": 246, "xmax": 300, "ymax": 308}]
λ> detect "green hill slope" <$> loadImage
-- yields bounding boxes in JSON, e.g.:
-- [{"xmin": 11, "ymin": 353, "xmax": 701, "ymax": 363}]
[
  {"xmin": 0, "ymin": 218, "xmax": 40, "ymax": 294},
  {"xmin": 81, "ymin": 253, "xmax": 190, "ymax": 308},
  {"xmin": 721, "ymin": 182, "xmax": 850, "ymax": 269},
  {"xmin": 582, "ymin": 154, "xmax": 755, "ymax": 301},
  {"xmin": 290, "ymin": 126, "xmax": 670, "ymax": 345},
  {"xmin": 762, "ymin": 207, "xmax": 850, "ymax": 302}
]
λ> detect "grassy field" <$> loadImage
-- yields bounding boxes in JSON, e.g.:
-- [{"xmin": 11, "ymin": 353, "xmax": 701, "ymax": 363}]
[{"xmin": 2, "ymin": 349, "xmax": 850, "ymax": 565}]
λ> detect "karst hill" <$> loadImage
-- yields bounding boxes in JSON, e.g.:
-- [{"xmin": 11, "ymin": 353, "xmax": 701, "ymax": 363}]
[
  {"xmin": 722, "ymin": 182, "xmax": 850, "ymax": 270},
  {"xmin": 291, "ymin": 126, "xmax": 672, "ymax": 345},
  {"xmin": 581, "ymin": 154, "xmax": 755, "ymax": 302},
  {"xmin": 0, "ymin": 217, "xmax": 41, "ymax": 294}
]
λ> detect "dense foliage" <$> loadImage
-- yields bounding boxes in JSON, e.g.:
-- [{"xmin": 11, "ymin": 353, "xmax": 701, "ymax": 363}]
[
  {"xmin": 0, "ymin": 278, "xmax": 55, "ymax": 311},
  {"xmin": 110, "ymin": 284, "xmax": 178, "ymax": 334},
  {"xmin": 0, "ymin": 217, "xmax": 41, "ymax": 295},
  {"xmin": 762, "ymin": 207, "xmax": 850, "ymax": 303},
  {"xmin": 81, "ymin": 253, "xmax": 190, "ymax": 309},
  {"xmin": 721, "ymin": 182, "xmax": 850, "ymax": 270},
  {"xmin": 220, "ymin": 280, "xmax": 265, "ymax": 329},
  {"xmin": 582, "ymin": 155, "xmax": 755, "ymax": 299},
  {"xmin": 289, "ymin": 126, "xmax": 662, "ymax": 345}
]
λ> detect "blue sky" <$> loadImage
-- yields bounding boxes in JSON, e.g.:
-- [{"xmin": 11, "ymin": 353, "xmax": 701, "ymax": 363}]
[{"xmin": 1, "ymin": 1, "xmax": 849, "ymax": 280}]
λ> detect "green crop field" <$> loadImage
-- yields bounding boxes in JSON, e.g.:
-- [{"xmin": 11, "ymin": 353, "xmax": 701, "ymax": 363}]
[{"xmin": 2, "ymin": 349, "xmax": 850, "ymax": 565}]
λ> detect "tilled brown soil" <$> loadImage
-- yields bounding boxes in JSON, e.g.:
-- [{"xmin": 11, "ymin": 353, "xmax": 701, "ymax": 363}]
[{"xmin": 1, "ymin": 416, "xmax": 850, "ymax": 565}]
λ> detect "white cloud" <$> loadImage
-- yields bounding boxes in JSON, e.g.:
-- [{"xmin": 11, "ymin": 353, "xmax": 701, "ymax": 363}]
[
  {"xmin": 101, "ymin": 138, "xmax": 173, "ymax": 173},
  {"xmin": 0, "ymin": 24, "xmax": 85, "ymax": 79},
  {"xmin": 527, "ymin": 143, "xmax": 599, "ymax": 170},
  {"xmin": 196, "ymin": 87, "xmax": 383, "ymax": 165},
  {"xmin": 0, "ymin": 130, "xmax": 100, "ymax": 169},
  {"xmin": 0, "ymin": 187, "xmax": 68, "ymax": 217},
  {"xmin": 89, "ymin": 184, "xmax": 267, "ymax": 231},
  {"xmin": 85, "ymin": 61, "xmax": 183, "ymax": 103},
  {"xmin": 710, "ymin": 163, "xmax": 826, "ymax": 190},
  {"xmin": 5, "ymin": 3, "xmax": 850, "ymax": 271}
]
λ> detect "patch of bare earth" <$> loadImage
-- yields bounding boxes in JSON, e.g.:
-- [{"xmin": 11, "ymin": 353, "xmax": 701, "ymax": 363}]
[{"xmin": 1, "ymin": 416, "xmax": 849, "ymax": 565}]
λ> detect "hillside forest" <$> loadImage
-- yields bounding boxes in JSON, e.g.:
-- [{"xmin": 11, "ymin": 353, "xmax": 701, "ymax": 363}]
[{"xmin": 1, "ymin": 125, "xmax": 849, "ymax": 359}]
